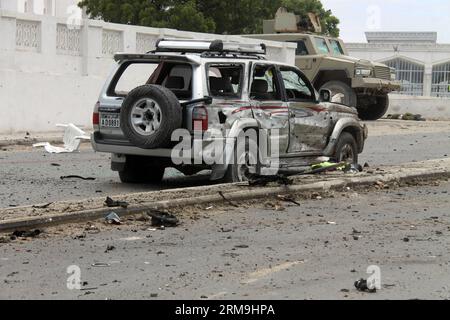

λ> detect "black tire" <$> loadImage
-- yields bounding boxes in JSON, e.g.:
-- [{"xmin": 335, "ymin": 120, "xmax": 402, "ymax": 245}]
[
  {"xmin": 120, "ymin": 85, "xmax": 182, "ymax": 149},
  {"xmin": 119, "ymin": 156, "xmax": 165, "ymax": 184},
  {"xmin": 320, "ymin": 81, "xmax": 357, "ymax": 107},
  {"xmin": 334, "ymin": 132, "xmax": 358, "ymax": 165},
  {"xmin": 224, "ymin": 135, "xmax": 260, "ymax": 183},
  {"xmin": 357, "ymin": 95, "xmax": 389, "ymax": 121}
]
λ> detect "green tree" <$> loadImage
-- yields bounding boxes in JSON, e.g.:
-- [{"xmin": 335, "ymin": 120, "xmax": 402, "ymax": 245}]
[
  {"xmin": 78, "ymin": 0, "xmax": 215, "ymax": 32},
  {"xmin": 79, "ymin": 0, "xmax": 339, "ymax": 36}
]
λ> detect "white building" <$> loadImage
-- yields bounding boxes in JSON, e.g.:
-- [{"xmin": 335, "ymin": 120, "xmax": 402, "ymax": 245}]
[
  {"xmin": 347, "ymin": 32, "xmax": 450, "ymax": 98},
  {"xmin": 0, "ymin": 0, "xmax": 81, "ymax": 18}
]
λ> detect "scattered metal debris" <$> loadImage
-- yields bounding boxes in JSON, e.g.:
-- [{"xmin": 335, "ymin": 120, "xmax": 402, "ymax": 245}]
[
  {"xmin": 387, "ymin": 113, "xmax": 426, "ymax": 121},
  {"xmin": 104, "ymin": 197, "xmax": 129, "ymax": 209},
  {"xmin": 147, "ymin": 210, "xmax": 179, "ymax": 228},
  {"xmin": 12, "ymin": 229, "xmax": 42, "ymax": 238},
  {"xmin": 105, "ymin": 212, "xmax": 122, "ymax": 225},
  {"xmin": 277, "ymin": 195, "xmax": 300, "ymax": 206},
  {"xmin": 105, "ymin": 245, "xmax": 116, "ymax": 253},
  {"xmin": 354, "ymin": 279, "xmax": 377, "ymax": 293},
  {"xmin": 247, "ymin": 172, "xmax": 293, "ymax": 187},
  {"xmin": 60, "ymin": 175, "xmax": 96, "ymax": 181},
  {"xmin": 91, "ymin": 263, "xmax": 111, "ymax": 268},
  {"xmin": 246, "ymin": 161, "xmax": 351, "ymax": 187},
  {"xmin": 32, "ymin": 203, "xmax": 53, "ymax": 209},
  {"xmin": 218, "ymin": 191, "xmax": 239, "ymax": 207}
]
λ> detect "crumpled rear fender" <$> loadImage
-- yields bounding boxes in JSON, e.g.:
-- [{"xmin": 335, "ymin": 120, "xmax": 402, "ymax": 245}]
[{"xmin": 210, "ymin": 118, "xmax": 260, "ymax": 181}]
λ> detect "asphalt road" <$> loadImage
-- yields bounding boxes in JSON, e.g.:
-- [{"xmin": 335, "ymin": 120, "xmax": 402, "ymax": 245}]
[
  {"xmin": 0, "ymin": 180, "xmax": 449, "ymax": 300},
  {"xmin": 1, "ymin": 129, "xmax": 449, "ymax": 208}
]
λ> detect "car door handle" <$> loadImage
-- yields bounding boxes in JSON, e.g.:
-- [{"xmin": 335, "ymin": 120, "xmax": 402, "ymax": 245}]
[{"xmin": 289, "ymin": 112, "xmax": 296, "ymax": 118}]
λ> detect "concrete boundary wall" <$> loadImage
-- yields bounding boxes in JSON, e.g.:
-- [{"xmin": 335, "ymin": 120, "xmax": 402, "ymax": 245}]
[{"xmin": 0, "ymin": 10, "xmax": 296, "ymax": 133}]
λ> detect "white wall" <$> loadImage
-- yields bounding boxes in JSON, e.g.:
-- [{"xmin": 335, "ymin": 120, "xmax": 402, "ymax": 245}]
[
  {"xmin": 0, "ymin": 10, "xmax": 296, "ymax": 134},
  {"xmin": 1, "ymin": 0, "xmax": 80, "ymax": 17}
]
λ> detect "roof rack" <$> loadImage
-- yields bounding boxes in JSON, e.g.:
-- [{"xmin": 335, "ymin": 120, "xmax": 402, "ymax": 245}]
[{"xmin": 154, "ymin": 38, "xmax": 267, "ymax": 55}]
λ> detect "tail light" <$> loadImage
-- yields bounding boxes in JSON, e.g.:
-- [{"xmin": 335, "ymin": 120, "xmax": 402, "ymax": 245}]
[
  {"xmin": 93, "ymin": 102, "xmax": 100, "ymax": 126},
  {"xmin": 192, "ymin": 106, "xmax": 208, "ymax": 132},
  {"xmin": 93, "ymin": 112, "xmax": 99, "ymax": 125}
]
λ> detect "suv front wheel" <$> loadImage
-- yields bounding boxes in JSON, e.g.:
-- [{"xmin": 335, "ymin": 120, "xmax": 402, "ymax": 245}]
[
  {"xmin": 334, "ymin": 132, "xmax": 358, "ymax": 165},
  {"xmin": 118, "ymin": 156, "xmax": 165, "ymax": 184}
]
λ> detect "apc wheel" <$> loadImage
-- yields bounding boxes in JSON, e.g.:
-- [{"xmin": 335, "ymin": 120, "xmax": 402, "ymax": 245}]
[
  {"xmin": 320, "ymin": 81, "xmax": 357, "ymax": 107},
  {"xmin": 357, "ymin": 95, "xmax": 389, "ymax": 121},
  {"xmin": 334, "ymin": 132, "xmax": 358, "ymax": 165},
  {"xmin": 120, "ymin": 85, "xmax": 182, "ymax": 149},
  {"xmin": 118, "ymin": 156, "xmax": 165, "ymax": 184}
]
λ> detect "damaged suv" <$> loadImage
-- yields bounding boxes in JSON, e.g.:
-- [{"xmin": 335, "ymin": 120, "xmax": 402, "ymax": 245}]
[{"xmin": 91, "ymin": 39, "xmax": 368, "ymax": 184}]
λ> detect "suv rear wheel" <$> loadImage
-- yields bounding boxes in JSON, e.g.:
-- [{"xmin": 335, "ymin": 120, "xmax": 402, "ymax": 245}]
[
  {"xmin": 119, "ymin": 156, "xmax": 165, "ymax": 184},
  {"xmin": 334, "ymin": 132, "xmax": 358, "ymax": 165},
  {"xmin": 224, "ymin": 136, "xmax": 260, "ymax": 183}
]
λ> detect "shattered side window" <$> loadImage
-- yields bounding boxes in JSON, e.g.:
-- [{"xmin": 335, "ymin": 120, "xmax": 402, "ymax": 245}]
[
  {"xmin": 207, "ymin": 64, "xmax": 243, "ymax": 99},
  {"xmin": 114, "ymin": 62, "xmax": 159, "ymax": 96},
  {"xmin": 288, "ymin": 40, "xmax": 309, "ymax": 56},
  {"xmin": 314, "ymin": 37, "xmax": 330, "ymax": 54},
  {"xmin": 330, "ymin": 40, "xmax": 344, "ymax": 55},
  {"xmin": 280, "ymin": 67, "xmax": 314, "ymax": 101}
]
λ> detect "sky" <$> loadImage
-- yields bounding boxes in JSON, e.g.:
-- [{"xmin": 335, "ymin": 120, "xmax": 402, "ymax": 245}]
[{"xmin": 321, "ymin": 0, "xmax": 450, "ymax": 43}]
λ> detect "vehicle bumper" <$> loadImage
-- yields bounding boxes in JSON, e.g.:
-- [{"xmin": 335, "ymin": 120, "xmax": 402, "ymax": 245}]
[
  {"xmin": 91, "ymin": 132, "xmax": 227, "ymax": 163},
  {"xmin": 352, "ymin": 78, "xmax": 401, "ymax": 92},
  {"xmin": 91, "ymin": 133, "xmax": 174, "ymax": 158}
]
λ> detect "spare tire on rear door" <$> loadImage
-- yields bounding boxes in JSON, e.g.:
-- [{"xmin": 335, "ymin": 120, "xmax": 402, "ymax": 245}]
[{"xmin": 120, "ymin": 85, "xmax": 182, "ymax": 149}]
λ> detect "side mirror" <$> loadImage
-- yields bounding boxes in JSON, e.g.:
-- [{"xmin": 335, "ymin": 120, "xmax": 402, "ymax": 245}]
[{"xmin": 319, "ymin": 89, "xmax": 332, "ymax": 102}]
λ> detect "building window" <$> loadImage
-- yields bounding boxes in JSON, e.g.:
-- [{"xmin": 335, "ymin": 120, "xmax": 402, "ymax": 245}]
[
  {"xmin": 383, "ymin": 58, "xmax": 424, "ymax": 96},
  {"xmin": 432, "ymin": 62, "xmax": 450, "ymax": 98}
]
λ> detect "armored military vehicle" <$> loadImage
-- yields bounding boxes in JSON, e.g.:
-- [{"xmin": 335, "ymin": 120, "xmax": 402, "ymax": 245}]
[{"xmin": 246, "ymin": 8, "xmax": 401, "ymax": 120}]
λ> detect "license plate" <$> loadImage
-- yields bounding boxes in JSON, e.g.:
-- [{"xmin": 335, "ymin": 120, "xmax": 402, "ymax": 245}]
[{"xmin": 100, "ymin": 113, "xmax": 120, "ymax": 128}]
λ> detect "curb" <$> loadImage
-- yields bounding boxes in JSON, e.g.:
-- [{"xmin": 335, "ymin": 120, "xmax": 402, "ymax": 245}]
[{"xmin": 1, "ymin": 162, "xmax": 449, "ymax": 233}]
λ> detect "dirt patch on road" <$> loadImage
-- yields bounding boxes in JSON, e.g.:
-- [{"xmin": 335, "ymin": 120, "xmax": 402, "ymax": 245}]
[{"xmin": 367, "ymin": 120, "xmax": 450, "ymax": 137}]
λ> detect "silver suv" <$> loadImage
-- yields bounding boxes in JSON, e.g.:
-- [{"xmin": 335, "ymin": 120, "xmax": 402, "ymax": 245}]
[{"xmin": 91, "ymin": 39, "xmax": 368, "ymax": 184}]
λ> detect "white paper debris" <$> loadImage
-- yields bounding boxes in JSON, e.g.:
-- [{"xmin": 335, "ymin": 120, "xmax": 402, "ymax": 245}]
[{"xmin": 33, "ymin": 124, "xmax": 90, "ymax": 154}]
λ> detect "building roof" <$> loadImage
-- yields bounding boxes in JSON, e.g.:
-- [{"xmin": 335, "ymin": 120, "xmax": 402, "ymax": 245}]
[{"xmin": 365, "ymin": 32, "xmax": 437, "ymax": 44}]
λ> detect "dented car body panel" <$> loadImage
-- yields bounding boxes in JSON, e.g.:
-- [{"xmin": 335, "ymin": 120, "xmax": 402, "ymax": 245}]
[{"xmin": 92, "ymin": 46, "xmax": 367, "ymax": 181}]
